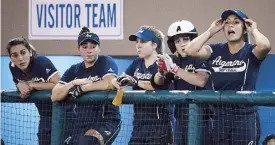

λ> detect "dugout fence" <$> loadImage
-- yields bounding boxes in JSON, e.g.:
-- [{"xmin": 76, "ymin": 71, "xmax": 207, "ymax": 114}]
[{"xmin": 1, "ymin": 90, "xmax": 275, "ymax": 145}]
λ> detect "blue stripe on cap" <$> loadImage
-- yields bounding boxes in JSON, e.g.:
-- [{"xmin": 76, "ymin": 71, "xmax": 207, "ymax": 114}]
[{"xmin": 129, "ymin": 28, "xmax": 161, "ymax": 47}]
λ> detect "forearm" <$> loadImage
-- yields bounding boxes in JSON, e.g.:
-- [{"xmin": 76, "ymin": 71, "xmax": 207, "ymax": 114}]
[
  {"xmin": 176, "ymin": 69, "xmax": 208, "ymax": 87},
  {"xmin": 185, "ymin": 29, "xmax": 212, "ymax": 56},
  {"xmin": 29, "ymin": 82, "xmax": 56, "ymax": 90},
  {"xmin": 154, "ymin": 72, "xmax": 166, "ymax": 85},
  {"xmin": 252, "ymin": 29, "xmax": 271, "ymax": 51},
  {"xmin": 137, "ymin": 81, "xmax": 155, "ymax": 90},
  {"xmin": 51, "ymin": 82, "xmax": 74, "ymax": 102},
  {"xmin": 81, "ymin": 80, "xmax": 112, "ymax": 92}
]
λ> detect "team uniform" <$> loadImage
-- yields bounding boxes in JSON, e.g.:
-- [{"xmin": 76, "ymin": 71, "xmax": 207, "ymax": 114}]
[
  {"xmin": 153, "ymin": 55, "xmax": 211, "ymax": 145},
  {"xmin": 205, "ymin": 42, "xmax": 261, "ymax": 145},
  {"xmin": 126, "ymin": 58, "xmax": 173, "ymax": 145},
  {"xmin": 9, "ymin": 55, "xmax": 58, "ymax": 145},
  {"xmin": 59, "ymin": 56, "xmax": 121, "ymax": 145},
  {"xmin": 162, "ymin": 20, "xmax": 212, "ymax": 145}
]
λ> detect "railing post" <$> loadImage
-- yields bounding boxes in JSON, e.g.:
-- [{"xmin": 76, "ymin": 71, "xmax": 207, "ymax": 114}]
[
  {"xmin": 188, "ymin": 104, "xmax": 201, "ymax": 145},
  {"xmin": 51, "ymin": 102, "xmax": 65, "ymax": 145}
]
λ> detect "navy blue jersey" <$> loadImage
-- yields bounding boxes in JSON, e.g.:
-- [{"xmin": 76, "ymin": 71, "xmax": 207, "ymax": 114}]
[
  {"xmin": 165, "ymin": 56, "xmax": 211, "ymax": 91},
  {"xmin": 9, "ymin": 56, "xmax": 57, "ymax": 116},
  {"xmin": 125, "ymin": 58, "xmax": 158, "ymax": 90},
  {"xmin": 208, "ymin": 42, "xmax": 261, "ymax": 91},
  {"xmin": 9, "ymin": 55, "xmax": 57, "ymax": 144},
  {"xmin": 59, "ymin": 56, "xmax": 120, "ymax": 120},
  {"xmin": 125, "ymin": 57, "xmax": 170, "ymax": 122},
  {"xmin": 59, "ymin": 56, "xmax": 117, "ymax": 84},
  {"xmin": 9, "ymin": 56, "xmax": 58, "ymax": 84},
  {"xmin": 161, "ymin": 56, "xmax": 211, "ymax": 119}
]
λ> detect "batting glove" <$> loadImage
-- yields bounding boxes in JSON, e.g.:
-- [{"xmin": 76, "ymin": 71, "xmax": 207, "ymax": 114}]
[
  {"xmin": 68, "ymin": 85, "xmax": 84, "ymax": 99},
  {"xmin": 117, "ymin": 73, "xmax": 138, "ymax": 86},
  {"xmin": 159, "ymin": 54, "xmax": 179, "ymax": 75}
]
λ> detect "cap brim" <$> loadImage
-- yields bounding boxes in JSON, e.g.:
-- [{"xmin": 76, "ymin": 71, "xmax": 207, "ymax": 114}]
[
  {"xmin": 79, "ymin": 38, "xmax": 99, "ymax": 46},
  {"xmin": 221, "ymin": 10, "xmax": 237, "ymax": 20},
  {"xmin": 172, "ymin": 33, "xmax": 198, "ymax": 40},
  {"xmin": 221, "ymin": 10, "xmax": 248, "ymax": 20},
  {"xmin": 129, "ymin": 35, "xmax": 138, "ymax": 41},
  {"xmin": 129, "ymin": 33, "xmax": 152, "ymax": 42}
]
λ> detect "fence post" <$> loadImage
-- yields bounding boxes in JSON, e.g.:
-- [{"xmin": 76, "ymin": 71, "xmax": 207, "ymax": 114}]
[
  {"xmin": 51, "ymin": 102, "xmax": 65, "ymax": 145},
  {"xmin": 188, "ymin": 104, "xmax": 201, "ymax": 145}
]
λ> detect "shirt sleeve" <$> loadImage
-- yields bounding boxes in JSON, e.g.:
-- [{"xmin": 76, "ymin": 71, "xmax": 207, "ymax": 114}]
[
  {"xmin": 207, "ymin": 43, "xmax": 222, "ymax": 61},
  {"xmin": 249, "ymin": 44, "xmax": 263, "ymax": 67},
  {"xmin": 124, "ymin": 58, "xmax": 138, "ymax": 77},
  {"xmin": 194, "ymin": 59, "xmax": 212, "ymax": 75},
  {"xmin": 38, "ymin": 56, "xmax": 58, "ymax": 81},
  {"xmin": 59, "ymin": 66, "xmax": 75, "ymax": 85},
  {"xmin": 102, "ymin": 56, "xmax": 118, "ymax": 79}
]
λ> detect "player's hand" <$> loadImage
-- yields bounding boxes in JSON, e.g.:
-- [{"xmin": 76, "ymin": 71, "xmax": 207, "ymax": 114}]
[
  {"xmin": 117, "ymin": 73, "xmax": 138, "ymax": 86},
  {"xmin": 111, "ymin": 78, "xmax": 126, "ymax": 90},
  {"xmin": 17, "ymin": 81, "xmax": 32, "ymax": 99},
  {"xmin": 160, "ymin": 54, "xmax": 179, "ymax": 75},
  {"xmin": 244, "ymin": 19, "xmax": 257, "ymax": 33},
  {"xmin": 72, "ymin": 78, "xmax": 91, "ymax": 86},
  {"xmin": 157, "ymin": 54, "xmax": 169, "ymax": 75},
  {"xmin": 68, "ymin": 85, "xmax": 84, "ymax": 99},
  {"xmin": 208, "ymin": 18, "xmax": 224, "ymax": 36},
  {"xmin": 26, "ymin": 80, "xmax": 36, "ymax": 90}
]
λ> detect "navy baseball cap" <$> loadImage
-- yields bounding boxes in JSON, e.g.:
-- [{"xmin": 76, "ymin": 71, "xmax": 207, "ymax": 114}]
[
  {"xmin": 129, "ymin": 28, "xmax": 161, "ymax": 46},
  {"xmin": 78, "ymin": 32, "xmax": 100, "ymax": 46},
  {"xmin": 221, "ymin": 10, "xmax": 248, "ymax": 20}
]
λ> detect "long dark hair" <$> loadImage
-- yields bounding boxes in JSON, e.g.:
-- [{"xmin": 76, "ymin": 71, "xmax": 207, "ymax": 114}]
[{"xmin": 6, "ymin": 37, "xmax": 37, "ymax": 57}]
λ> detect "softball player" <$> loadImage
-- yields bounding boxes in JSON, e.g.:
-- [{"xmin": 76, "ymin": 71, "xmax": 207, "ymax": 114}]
[
  {"xmin": 185, "ymin": 10, "xmax": 271, "ymax": 145},
  {"xmin": 153, "ymin": 20, "xmax": 211, "ymax": 145},
  {"xmin": 6, "ymin": 37, "xmax": 60, "ymax": 145},
  {"xmin": 112, "ymin": 25, "xmax": 173, "ymax": 145},
  {"xmin": 51, "ymin": 27, "xmax": 121, "ymax": 145}
]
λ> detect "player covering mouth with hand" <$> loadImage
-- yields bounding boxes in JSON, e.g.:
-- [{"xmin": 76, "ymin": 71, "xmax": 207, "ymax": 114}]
[{"xmin": 152, "ymin": 20, "xmax": 211, "ymax": 145}]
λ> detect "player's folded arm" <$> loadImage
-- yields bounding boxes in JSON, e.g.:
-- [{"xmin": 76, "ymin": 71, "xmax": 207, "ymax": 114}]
[
  {"xmin": 81, "ymin": 74, "xmax": 116, "ymax": 92},
  {"xmin": 151, "ymin": 73, "xmax": 171, "ymax": 90},
  {"xmin": 29, "ymin": 73, "xmax": 61, "ymax": 90},
  {"xmin": 51, "ymin": 81, "xmax": 74, "ymax": 102}
]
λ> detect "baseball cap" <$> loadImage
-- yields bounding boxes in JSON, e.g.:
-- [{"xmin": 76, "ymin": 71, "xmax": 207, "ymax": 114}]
[
  {"xmin": 129, "ymin": 28, "xmax": 161, "ymax": 46},
  {"xmin": 221, "ymin": 10, "xmax": 248, "ymax": 20},
  {"xmin": 78, "ymin": 32, "xmax": 100, "ymax": 46}
]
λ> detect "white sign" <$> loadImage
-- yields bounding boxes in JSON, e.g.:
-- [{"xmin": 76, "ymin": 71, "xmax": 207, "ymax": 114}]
[{"xmin": 29, "ymin": 0, "xmax": 123, "ymax": 40}]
